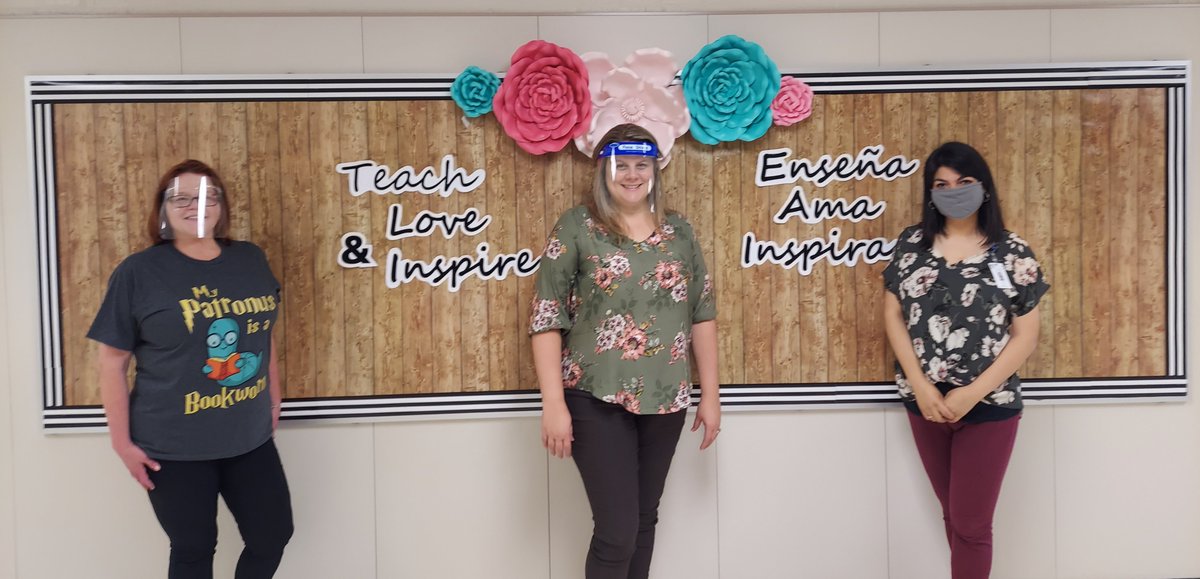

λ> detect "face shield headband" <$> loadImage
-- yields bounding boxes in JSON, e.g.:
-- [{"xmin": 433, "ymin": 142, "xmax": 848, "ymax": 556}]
[{"xmin": 597, "ymin": 141, "xmax": 659, "ymax": 159}]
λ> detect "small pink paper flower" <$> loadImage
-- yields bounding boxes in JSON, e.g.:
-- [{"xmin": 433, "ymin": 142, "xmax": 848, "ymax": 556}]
[
  {"xmin": 575, "ymin": 48, "xmax": 690, "ymax": 163},
  {"xmin": 493, "ymin": 40, "xmax": 592, "ymax": 155},
  {"xmin": 771, "ymin": 76, "xmax": 814, "ymax": 127}
]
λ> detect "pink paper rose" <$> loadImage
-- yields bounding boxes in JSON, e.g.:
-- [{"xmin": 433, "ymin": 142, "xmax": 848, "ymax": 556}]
[
  {"xmin": 493, "ymin": 40, "xmax": 592, "ymax": 155},
  {"xmin": 771, "ymin": 76, "xmax": 814, "ymax": 127},
  {"xmin": 574, "ymin": 48, "xmax": 690, "ymax": 163}
]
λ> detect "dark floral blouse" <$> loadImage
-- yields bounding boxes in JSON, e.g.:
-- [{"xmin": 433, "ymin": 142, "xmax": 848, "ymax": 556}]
[
  {"xmin": 883, "ymin": 225, "xmax": 1050, "ymax": 416},
  {"xmin": 530, "ymin": 205, "xmax": 717, "ymax": 415}
]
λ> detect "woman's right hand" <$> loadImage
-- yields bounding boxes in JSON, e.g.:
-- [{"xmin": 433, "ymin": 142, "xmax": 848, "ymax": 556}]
[
  {"xmin": 912, "ymin": 379, "xmax": 954, "ymax": 423},
  {"xmin": 541, "ymin": 402, "xmax": 573, "ymax": 459},
  {"xmin": 114, "ymin": 442, "xmax": 160, "ymax": 490}
]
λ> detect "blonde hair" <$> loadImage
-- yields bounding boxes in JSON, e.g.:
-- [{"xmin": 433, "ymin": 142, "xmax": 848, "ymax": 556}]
[{"xmin": 587, "ymin": 124, "xmax": 666, "ymax": 239}]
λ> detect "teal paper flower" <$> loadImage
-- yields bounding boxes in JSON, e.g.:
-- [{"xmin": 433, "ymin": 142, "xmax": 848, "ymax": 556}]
[
  {"xmin": 680, "ymin": 35, "xmax": 781, "ymax": 145},
  {"xmin": 451, "ymin": 66, "xmax": 501, "ymax": 118}
]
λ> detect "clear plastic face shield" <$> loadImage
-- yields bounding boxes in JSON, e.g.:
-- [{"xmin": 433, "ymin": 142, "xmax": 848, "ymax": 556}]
[
  {"xmin": 161, "ymin": 174, "xmax": 221, "ymax": 240},
  {"xmin": 597, "ymin": 141, "xmax": 661, "ymax": 212}
]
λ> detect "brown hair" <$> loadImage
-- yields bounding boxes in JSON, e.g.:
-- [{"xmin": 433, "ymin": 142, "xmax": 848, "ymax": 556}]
[
  {"xmin": 148, "ymin": 159, "xmax": 232, "ymax": 245},
  {"xmin": 587, "ymin": 123, "xmax": 666, "ymax": 239}
]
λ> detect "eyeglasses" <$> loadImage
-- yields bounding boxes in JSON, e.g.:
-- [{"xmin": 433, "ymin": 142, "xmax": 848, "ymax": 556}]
[{"xmin": 166, "ymin": 193, "xmax": 223, "ymax": 209}]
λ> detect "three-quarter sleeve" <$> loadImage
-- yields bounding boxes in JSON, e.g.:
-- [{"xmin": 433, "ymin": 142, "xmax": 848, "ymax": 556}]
[{"xmin": 529, "ymin": 210, "xmax": 581, "ymax": 334}]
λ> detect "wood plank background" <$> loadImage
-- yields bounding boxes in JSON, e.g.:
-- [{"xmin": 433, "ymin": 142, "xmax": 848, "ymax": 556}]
[{"xmin": 52, "ymin": 88, "xmax": 1170, "ymax": 405}]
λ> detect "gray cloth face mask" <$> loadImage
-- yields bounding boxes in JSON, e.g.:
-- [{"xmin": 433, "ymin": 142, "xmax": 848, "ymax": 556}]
[{"xmin": 930, "ymin": 181, "xmax": 985, "ymax": 219}]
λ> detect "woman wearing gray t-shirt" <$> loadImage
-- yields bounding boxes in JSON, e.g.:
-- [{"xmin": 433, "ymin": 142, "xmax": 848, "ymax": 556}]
[{"xmin": 88, "ymin": 159, "xmax": 293, "ymax": 579}]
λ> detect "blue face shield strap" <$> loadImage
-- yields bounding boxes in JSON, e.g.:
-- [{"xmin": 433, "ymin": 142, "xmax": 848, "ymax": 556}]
[{"xmin": 597, "ymin": 141, "xmax": 660, "ymax": 159}]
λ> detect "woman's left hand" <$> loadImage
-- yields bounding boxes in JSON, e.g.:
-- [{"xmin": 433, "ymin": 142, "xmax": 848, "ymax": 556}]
[
  {"xmin": 272, "ymin": 403, "xmax": 282, "ymax": 432},
  {"xmin": 943, "ymin": 387, "xmax": 984, "ymax": 422},
  {"xmin": 691, "ymin": 396, "xmax": 721, "ymax": 450}
]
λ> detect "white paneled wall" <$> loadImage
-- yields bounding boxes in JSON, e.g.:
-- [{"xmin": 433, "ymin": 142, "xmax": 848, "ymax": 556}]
[
  {"xmin": 2, "ymin": 8, "xmax": 1199, "ymax": 579},
  {"xmin": 0, "ymin": 67, "xmax": 14, "ymax": 579},
  {"xmin": 1046, "ymin": 10, "xmax": 1200, "ymax": 579},
  {"xmin": 363, "ymin": 17, "xmax": 539, "ymax": 74},
  {"xmin": 180, "ymin": 17, "xmax": 365, "ymax": 74},
  {"xmin": 708, "ymin": 13, "xmax": 882, "ymax": 69},
  {"xmin": 374, "ymin": 418, "xmax": 550, "ymax": 578},
  {"xmin": 718, "ymin": 410, "xmax": 890, "ymax": 579},
  {"xmin": 878, "ymin": 11, "xmax": 1053, "ymax": 66},
  {"xmin": 0, "ymin": 18, "xmax": 185, "ymax": 579}
]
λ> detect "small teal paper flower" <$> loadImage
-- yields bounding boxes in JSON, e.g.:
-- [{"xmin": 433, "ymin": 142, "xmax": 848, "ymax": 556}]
[
  {"xmin": 451, "ymin": 66, "xmax": 501, "ymax": 118},
  {"xmin": 680, "ymin": 35, "xmax": 781, "ymax": 145}
]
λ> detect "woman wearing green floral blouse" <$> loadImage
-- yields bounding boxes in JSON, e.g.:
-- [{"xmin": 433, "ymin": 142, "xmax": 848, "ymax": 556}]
[
  {"xmin": 530, "ymin": 123, "xmax": 720, "ymax": 579},
  {"xmin": 883, "ymin": 142, "xmax": 1049, "ymax": 579}
]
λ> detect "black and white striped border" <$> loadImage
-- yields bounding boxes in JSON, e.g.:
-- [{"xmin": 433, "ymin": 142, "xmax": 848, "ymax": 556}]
[
  {"xmin": 27, "ymin": 76, "xmax": 457, "ymax": 102},
  {"xmin": 31, "ymin": 101, "xmax": 62, "ymax": 409},
  {"xmin": 25, "ymin": 62, "xmax": 1189, "ymax": 103},
  {"xmin": 1168, "ymin": 85, "xmax": 1187, "ymax": 377},
  {"xmin": 41, "ymin": 377, "xmax": 1189, "ymax": 431},
  {"xmin": 29, "ymin": 61, "xmax": 1189, "ymax": 430}
]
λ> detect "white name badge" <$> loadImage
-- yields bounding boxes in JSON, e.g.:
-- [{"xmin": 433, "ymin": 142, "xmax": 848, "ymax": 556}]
[{"xmin": 989, "ymin": 262, "xmax": 1014, "ymax": 289}]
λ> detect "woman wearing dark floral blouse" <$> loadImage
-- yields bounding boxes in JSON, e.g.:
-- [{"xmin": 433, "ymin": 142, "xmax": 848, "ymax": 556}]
[
  {"xmin": 882, "ymin": 142, "xmax": 1049, "ymax": 579},
  {"xmin": 530, "ymin": 123, "xmax": 720, "ymax": 579}
]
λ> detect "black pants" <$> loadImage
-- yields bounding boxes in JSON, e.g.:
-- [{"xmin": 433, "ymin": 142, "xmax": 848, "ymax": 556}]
[
  {"xmin": 147, "ymin": 439, "xmax": 294, "ymax": 579},
  {"xmin": 565, "ymin": 389, "xmax": 687, "ymax": 579}
]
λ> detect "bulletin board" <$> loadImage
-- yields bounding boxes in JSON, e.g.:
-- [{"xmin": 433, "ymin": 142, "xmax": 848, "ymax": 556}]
[{"xmin": 28, "ymin": 61, "xmax": 1189, "ymax": 430}]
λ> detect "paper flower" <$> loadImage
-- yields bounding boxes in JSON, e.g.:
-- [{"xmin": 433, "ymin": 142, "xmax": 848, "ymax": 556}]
[
  {"xmin": 679, "ymin": 35, "xmax": 781, "ymax": 145},
  {"xmin": 451, "ymin": 66, "xmax": 501, "ymax": 118},
  {"xmin": 492, "ymin": 40, "xmax": 592, "ymax": 155},
  {"xmin": 771, "ymin": 76, "xmax": 814, "ymax": 126},
  {"xmin": 574, "ymin": 48, "xmax": 690, "ymax": 163}
]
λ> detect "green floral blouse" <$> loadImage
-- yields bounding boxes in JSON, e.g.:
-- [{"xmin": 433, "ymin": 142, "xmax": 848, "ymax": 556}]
[{"xmin": 530, "ymin": 205, "xmax": 717, "ymax": 415}]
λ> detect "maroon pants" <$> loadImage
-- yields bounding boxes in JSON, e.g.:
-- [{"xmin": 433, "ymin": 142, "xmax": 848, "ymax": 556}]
[{"xmin": 907, "ymin": 412, "xmax": 1020, "ymax": 579}]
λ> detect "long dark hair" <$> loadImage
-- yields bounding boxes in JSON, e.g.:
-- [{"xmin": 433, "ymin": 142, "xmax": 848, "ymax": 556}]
[
  {"xmin": 919, "ymin": 141, "xmax": 1005, "ymax": 249},
  {"xmin": 148, "ymin": 159, "xmax": 232, "ymax": 245}
]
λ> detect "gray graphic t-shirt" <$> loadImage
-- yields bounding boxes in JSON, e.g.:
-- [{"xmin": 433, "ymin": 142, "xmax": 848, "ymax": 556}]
[{"xmin": 88, "ymin": 241, "xmax": 280, "ymax": 460}]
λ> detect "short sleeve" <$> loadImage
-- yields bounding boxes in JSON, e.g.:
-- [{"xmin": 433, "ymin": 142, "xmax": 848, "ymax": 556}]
[
  {"xmin": 86, "ymin": 258, "xmax": 139, "ymax": 351},
  {"xmin": 682, "ymin": 219, "xmax": 717, "ymax": 323},
  {"xmin": 1006, "ymin": 235, "xmax": 1050, "ymax": 316},
  {"xmin": 249, "ymin": 242, "xmax": 281, "ymax": 298},
  {"xmin": 883, "ymin": 226, "xmax": 917, "ymax": 297},
  {"xmin": 529, "ymin": 209, "xmax": 581, "ymax": 334}
]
